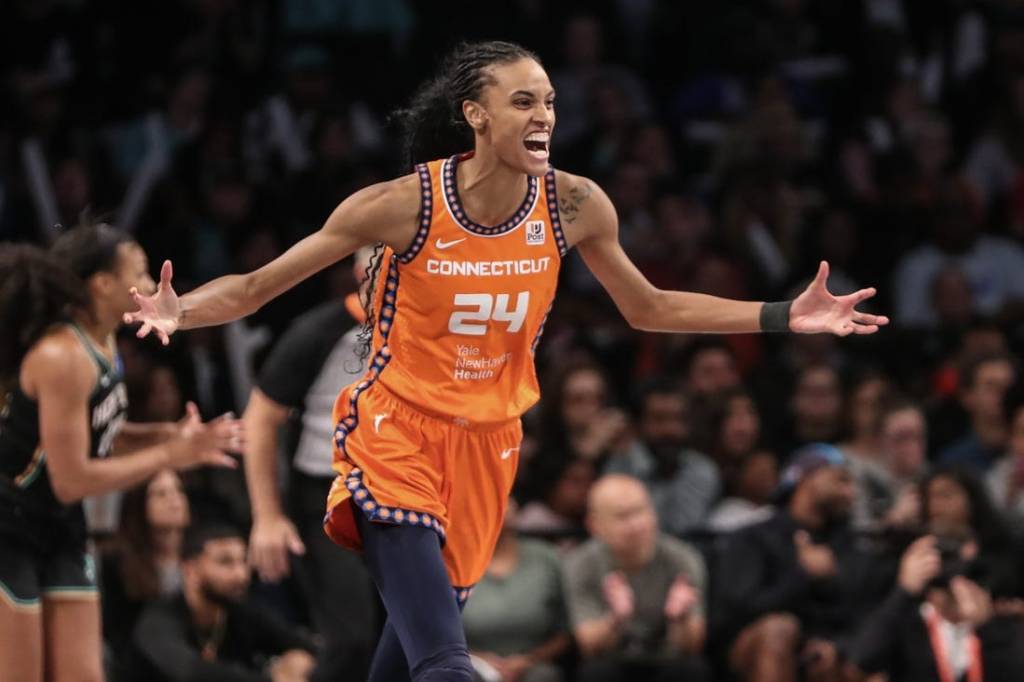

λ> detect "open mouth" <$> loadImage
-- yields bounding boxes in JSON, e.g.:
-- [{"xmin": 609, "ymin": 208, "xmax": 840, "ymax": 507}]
[{"xmin": 523, "ymin": 132, "xmax": 550, "ymax": 160}]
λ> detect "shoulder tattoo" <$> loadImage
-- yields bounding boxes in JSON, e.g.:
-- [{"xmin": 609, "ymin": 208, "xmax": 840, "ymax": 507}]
[{"xmin": 558, "ymin": 180, "xmax": 593, "ymax": 224}]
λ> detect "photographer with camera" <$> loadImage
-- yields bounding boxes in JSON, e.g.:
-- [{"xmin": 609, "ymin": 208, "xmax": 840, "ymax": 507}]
[
  {"xmin": 847, "ymin": 534, "xmax": 1024, "ymax": 681},
  {"xmin": 848, "ymin": 466, "xmax": 1024, "ymax": 680}
]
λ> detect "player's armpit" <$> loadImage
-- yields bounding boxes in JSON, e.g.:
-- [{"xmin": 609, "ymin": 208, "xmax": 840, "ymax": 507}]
[{"xmin": 558, "ymin": 171, "xmax": 662, "ymax": 329}]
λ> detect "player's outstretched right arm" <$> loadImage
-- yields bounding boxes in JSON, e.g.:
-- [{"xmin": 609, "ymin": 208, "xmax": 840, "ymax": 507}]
[{"xmin": 125, "ymin": 175, "xmax": 421, "ymax": 343}]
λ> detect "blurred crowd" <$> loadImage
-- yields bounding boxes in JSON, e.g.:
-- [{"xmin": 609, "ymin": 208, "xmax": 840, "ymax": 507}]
[{"xmin": 4, "ymin": 0, "xmax": 1024, "ymax": 680}]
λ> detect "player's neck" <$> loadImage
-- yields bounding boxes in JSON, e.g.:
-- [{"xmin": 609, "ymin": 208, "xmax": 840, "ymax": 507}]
[
  {"xmin": 457, "ymin": 149, "xmax": 529, "ymax": 226},
  {"xmin": 71, "ymin": 308, "xmax": 118, "ymax": 347}
]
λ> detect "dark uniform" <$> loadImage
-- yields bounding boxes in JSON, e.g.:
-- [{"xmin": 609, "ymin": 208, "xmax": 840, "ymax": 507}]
[{"xmin": 0, "ymin": 324, "xmax": 127, "ymax": 608}]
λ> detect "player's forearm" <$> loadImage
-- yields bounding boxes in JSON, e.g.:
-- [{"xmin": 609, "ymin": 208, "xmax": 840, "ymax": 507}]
[
  {"xmin": 243, "ymin": 397, "xmax": 288, "ymax": 520},
  {"xmin": 179, "ymin": 273, "xmax": 260, "ymax": 330},
  {"xmin": 244, "ymin": 429, "xmax": 285, "ymax": 520},
  {"xmin": 634, "ymin": 290, "xmax": 767, "ymax": 334},
  {"xmin": 51, "ymin": 442, "xmax": 175, "ymax": 503},
  {"xmin": 113, "ymin": 421, "xmax": 177, "ymax": 453}
]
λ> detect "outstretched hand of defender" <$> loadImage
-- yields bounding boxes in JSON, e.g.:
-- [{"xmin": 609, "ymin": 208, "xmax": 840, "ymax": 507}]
[
  {"xmin": 170, "ymin": 402, "xmax": 244, "ymax": 470},
  {"xmin": 124, "ymin": 260, "xmax": 181, "ymax": 345},
  {"xmin": 789, "ymin": 261, "xmax": 889, "ymax": 336}
]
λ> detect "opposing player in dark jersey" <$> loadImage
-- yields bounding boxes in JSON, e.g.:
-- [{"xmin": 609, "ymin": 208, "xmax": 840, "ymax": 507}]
[{"xmin": 0, "ymin": 224, "xmax": 241, "ymax": 682}]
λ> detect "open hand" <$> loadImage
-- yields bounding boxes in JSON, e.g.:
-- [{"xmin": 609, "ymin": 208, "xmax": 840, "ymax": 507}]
[
  {"xmin": 171, "ymin": 405, "xmax": 244, "ymax": 470},
  {"xmin": 897, "ymin": 535, "xmax": 941, "ymax": 596},
  {"xmin": 794, "ymin": 530, "xmax": 838, "ymax": 578},
  {"xmin": 250, "ymin": 514, "xmax": 307, "ymax": 583},
  {"xmin": 950, "ymin": 576, "xmax": 994, "ymax": 628},
  {"xmin": 123, "ymin": 260, "xmax": 181, "ymax": 345},
  {"xmin": 789, "ymin": 261, "xmax": 889, "ymax": 336},
  {"xmin": 664, "ymin": 574, "xmax": 699, "ymax": 621},
  {"xmin": 602, "ymin": 571, "xmax": 635, "ymax": 623}
]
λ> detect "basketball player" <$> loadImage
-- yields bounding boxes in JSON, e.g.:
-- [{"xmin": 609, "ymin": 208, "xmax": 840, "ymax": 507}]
[
  {"xmin": 125, "ymin": 42, "xmax": 888, "ymax": 681},
  {"xmin": 0, "ymin": 224, "xmax": 241, "ymax": 682}
]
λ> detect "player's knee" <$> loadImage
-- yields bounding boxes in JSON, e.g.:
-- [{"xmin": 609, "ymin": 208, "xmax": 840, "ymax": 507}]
[{"xmin": 410, "ymin": 643, "xmax": 473, "ymax": 682}]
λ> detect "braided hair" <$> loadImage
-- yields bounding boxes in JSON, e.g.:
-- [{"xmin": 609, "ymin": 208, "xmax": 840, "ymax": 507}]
[{"xmin": 391, "ymin": 40, "xmax": 542, "ymax": 170}]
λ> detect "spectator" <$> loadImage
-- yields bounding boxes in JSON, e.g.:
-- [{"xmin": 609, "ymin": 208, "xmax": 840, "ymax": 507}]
[
  {"xmin": 708, "ymin": 450, "xmax": 778, "ymax": 533},
  {"xmin": 847, "ymin": 535, "xmax": 1024, "ymax": 681},
  {"xmin": 986, "ymin": 383, "xmax": 1024, "ymax": 522},
  {"xmin": 893, "ymin": 180, "xmax": 1024, "ymax": 328},
  {"xmin": 837, "ymin": 370, "xmax": 893, "ymax": 462},
  {"xmin": 780, "ymin": 365, "xmax": 844, "ymax": 455},
  {"xmin": 564, "ymin": 474, "xmax": 711, "ymax": 682},
  {"xmin": 605, "ymin": 380, "xmax": 720, "ymax": 535},
  {"xmin": 920, "ymin": 467, "xmax": 1022, "ymax": 601},
  {"xmin": 694, "ymin": 385, "xmax": 763, "ymax": 467},
  {"xmin": 549, "ymin": 13, "xmax": 652, "ymax": 151},
  {"xmin": 463, "ymin": 499, "xmax": 571, "ymax": 682},
  {"xmin": 243, "ymin": 248, "xmax": 377, "ymax": 681},
  {"xmin": 848, "ymin": 395, "xmax": 928, "ymax": 532},
  {"xmin": 536, "ymin": 360, "xmax": 630, "ymax": 465},
  {"xmin": 940, "ymin": 353, "xmax": 1017, "ymax": 471},
  {"xmin": 675, "ymin": 338, "xmax": 741, "ymax": 399},
  {"xmin": 517, "ymin": 457, "xmax": 596, "ymax": 545},
  {"xmin": 102, "ymin": 470, "xmax": 190, "ymax": 655},
  {"xmin": 133, "ymin": 523, "xmax": 316, "ymax": 682},
  {"xmin": 717, "ymin": 444, "xmax": 874, "ymax": 682}
]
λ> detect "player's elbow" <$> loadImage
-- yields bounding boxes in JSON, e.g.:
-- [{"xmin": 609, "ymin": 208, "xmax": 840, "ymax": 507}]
[
  {"xmin": 240, "ymin": 272, "xmax": 265, "ymax": 316},
  {"xmin": 623, "ymin": 289, "xmax": 665, "ymax": 331},
  {"xmin": 50, "ymin": 473, "xmax": 85, "ymax": 505}
]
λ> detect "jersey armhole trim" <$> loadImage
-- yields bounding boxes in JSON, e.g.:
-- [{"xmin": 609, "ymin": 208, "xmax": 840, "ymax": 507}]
[
  {"xmin": 544, "ymin": 170, "xmax": 568, "ymax": 257},
  {"xmin": 396, "ymin": 164, "xmax": 433, "ymax": 264}
]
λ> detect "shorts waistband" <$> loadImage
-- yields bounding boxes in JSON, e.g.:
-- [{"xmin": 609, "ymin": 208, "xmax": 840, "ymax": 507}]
[{"xmin": 372, "ymin": 381, "xmax": 519, "ymax": 433}]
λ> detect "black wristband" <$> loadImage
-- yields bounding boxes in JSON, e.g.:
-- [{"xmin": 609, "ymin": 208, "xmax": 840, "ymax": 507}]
[{"xmin": 760, "ymin": 300, "xmax": 793, "ymax": 333}]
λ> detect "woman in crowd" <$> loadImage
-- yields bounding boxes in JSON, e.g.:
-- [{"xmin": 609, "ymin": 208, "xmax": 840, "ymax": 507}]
[
  {"xmin": 463, "ymin": 499, "xmax": 570, "ymax": 682},
  {"xmin": 102, "ymin": 470, "xmax": 191, "ymax": 652}
]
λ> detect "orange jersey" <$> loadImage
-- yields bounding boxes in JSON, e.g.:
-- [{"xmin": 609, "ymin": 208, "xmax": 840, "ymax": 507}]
[{"xmin": 364, "ymin": 153, "xmax": 566, "ymax": 424}]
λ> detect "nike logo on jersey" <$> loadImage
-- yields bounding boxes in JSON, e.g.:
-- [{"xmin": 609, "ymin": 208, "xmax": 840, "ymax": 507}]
[
  {"xmin": 374, "ymin": 413, "xmax": 389, "ymax": 433},
  {"xmin": 500, "ymin": 447, "xmax": 519, "ymax": 460},
  {"xmin": 435, "ymin": 237, "xmax": 466, "ymax": 250}
]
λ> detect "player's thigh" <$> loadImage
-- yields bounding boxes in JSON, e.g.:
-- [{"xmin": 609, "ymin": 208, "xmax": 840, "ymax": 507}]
[
  {"xmin": 41, "ymin": 545, "xmax": 103, "ymax": 682},
  {"xmin": 0, "ymin": 599, "xmax": 44, "ymax": 682},
  {"xmin": 0, "ymin": 539, "xmax": 45, "ymax": 682},
  {"xmin": 442, "ymin": 421, "xmax": 521, "ymax": 588},
  {"xmin": 42, "ymin": 595, "xmax": 103, "ymax": 682}
]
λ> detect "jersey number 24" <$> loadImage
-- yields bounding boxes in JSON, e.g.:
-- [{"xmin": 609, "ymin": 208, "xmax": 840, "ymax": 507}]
[{"xmin": 448, "ymin": 292, "xmax": 529, "ymax": 336}]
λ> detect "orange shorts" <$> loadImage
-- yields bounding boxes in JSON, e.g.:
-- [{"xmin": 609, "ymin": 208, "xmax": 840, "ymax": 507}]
[{"xmin": 324, "ymin": 379, "xmax": 521, "ymax": 589}]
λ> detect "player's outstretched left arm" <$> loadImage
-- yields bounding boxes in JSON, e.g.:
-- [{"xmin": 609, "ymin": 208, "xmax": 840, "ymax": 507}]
[{"xmin": 563, "ymin": 172, "xmax": 888, "ymax": 336}]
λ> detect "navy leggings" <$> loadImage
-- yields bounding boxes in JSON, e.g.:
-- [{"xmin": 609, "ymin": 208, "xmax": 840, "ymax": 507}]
[{"xmin": 354, "ymin": 508, "xmax": 472, "ymax": 682}]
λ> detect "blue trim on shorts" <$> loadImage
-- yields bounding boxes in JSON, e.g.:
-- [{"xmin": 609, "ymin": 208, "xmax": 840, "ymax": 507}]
[
  {"xmin": 453, "ymin": 585, "xmax": 475, "ymax": 607},
  {"xmin": 344, "ymin": 468, "xmax": 447, "ymax": 545}
]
